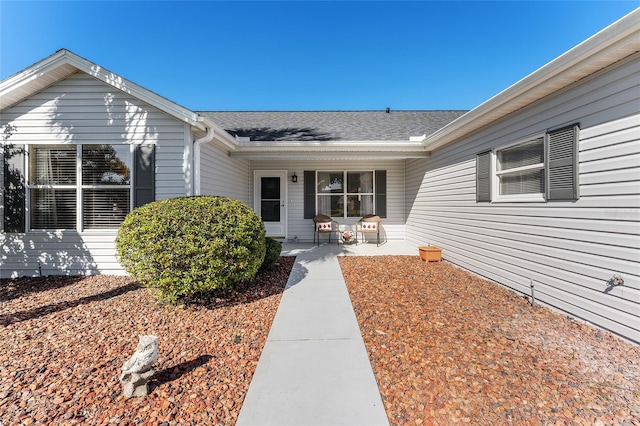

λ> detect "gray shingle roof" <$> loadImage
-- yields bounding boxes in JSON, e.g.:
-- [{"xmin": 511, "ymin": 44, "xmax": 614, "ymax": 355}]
[{"xmin": 199, "ymin": 110, "xmax": 468, "ymax": 141}]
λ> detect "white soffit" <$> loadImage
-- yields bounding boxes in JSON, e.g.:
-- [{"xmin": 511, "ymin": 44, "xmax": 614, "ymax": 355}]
[{"xmin": 229, "ymin": 140, "xmax": 430, "ymax": 159}]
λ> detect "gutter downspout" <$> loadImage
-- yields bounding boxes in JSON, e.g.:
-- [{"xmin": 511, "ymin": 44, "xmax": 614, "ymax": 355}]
[{"xmin": 194, "ymin": 125, "xmax": 215, "ymax": 196}]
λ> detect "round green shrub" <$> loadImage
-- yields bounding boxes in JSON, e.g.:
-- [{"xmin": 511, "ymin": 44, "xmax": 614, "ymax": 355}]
[
  {"xmin": 116, "ymin": 196, "xmax": 266, "ymax": 303},
  {"xmin": 261, "ymin": 237, "xmax": 282, "ymax": 270}
]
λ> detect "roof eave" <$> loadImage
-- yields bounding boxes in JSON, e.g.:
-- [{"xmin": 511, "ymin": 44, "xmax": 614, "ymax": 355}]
[
  {"xmin": 236, "ymin": 139, "xmax": 426, "ymax": 148},
  {"xmin": 422, "ymin": 8, "xmax": 640, "ymax": 152},
  {"xmin": 0, "ymin": 49, "xmax": 206, "ymax": 131},
  {"xmin": 229, "ymin": 139, "xmax": 429, "ymax": 159},
  {"xmin": 200, "ymin": 118, "xmax": 239, "ymax": 150}
]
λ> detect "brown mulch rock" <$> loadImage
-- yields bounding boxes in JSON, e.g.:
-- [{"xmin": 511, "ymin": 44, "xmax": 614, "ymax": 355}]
[
  {"xmin": 340, "ymin": 256, "xmax": 640, "ymax": 426},
  {"xmin": 0, "ymin": 257, "xmax": 294, "ymax": 426}
]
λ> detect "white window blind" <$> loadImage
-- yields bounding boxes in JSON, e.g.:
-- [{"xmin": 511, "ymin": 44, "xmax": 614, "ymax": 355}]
[
  {"xmin": 27, "ymin": 144, "xmax": 132, "ymax": 230},
  {"xmin": 29, "ymin": 145, "xmax": 76, "ymax": 185},
  {"xmin": 497, "ymin": 138, "xmax": 544, "ymax": 171},
  {"xmin": 82, "ymin": 145, "xmax": 131, "ymax": 230},
  {"xmin": 29, "ymin": 145, "xmax": 77, "ymax": 229},
  {"xmin": 499, "ymin": 169, "xmax": 545, "ymax": 195},
  {"xmin": 31, "ymin": 189, "xmax": 77, "ymax": 229},
  {"xmin": 496, "ymin": 137, "xmax": 545, "ymax": 196},
  {"xmin": 83, "ymin": 189, "xmax": 130, "ymax": 229}
]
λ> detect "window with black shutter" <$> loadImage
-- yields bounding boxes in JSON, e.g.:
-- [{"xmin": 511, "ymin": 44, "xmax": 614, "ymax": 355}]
[
  {"xmin": 547, "ymin": 124, "xmax": 579, "ymax": 201},
  {"xmin": 303, "ymin": 170, "xmax": 387, "ymax": 218},
  {"xmin": 8, "ymin": 143, "xmax": 156, "ymax": 231},
  {"xmin": 477, "ymin": 123, "xmax": 579, "ymax": 203},
  {"xmin": 476, "ymin": 151, "xmax": 491, "ymax": 202}
]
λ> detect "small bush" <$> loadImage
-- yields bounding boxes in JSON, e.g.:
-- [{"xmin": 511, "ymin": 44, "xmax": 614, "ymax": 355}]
[
  {"xmin": 261, "ymin": 237, "xmax": 282, "ymax": 270},
  {"xmin": 116, "ymin": 196, "xmax": 266, "ymax": 303}
]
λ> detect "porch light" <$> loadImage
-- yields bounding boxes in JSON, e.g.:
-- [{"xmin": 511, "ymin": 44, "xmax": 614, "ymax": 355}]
[{"xmin": 292, "ymin": 172, "xmax": 298, "ymax": 183}]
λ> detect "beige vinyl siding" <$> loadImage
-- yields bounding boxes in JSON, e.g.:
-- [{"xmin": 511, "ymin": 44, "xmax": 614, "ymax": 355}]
[
  {"xmin": 405, "ymin": 54, "xmax": 640, "ymax": 343},
  {"xmin": 0, "ymin": 72, "xmax": 190, "ymax": 278},
  {"xmin": 250, "ymin": 159, "xmax": 405, "ymax": 242},
  {"xmin": 199, "ymin": 143, "xmax": 250, "ymax": 204}
]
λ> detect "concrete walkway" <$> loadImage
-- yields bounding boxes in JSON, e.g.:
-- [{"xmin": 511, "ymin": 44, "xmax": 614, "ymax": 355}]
[{"xmin": 237, "ymin": 241, "xmax": 417, "ymax": 426}]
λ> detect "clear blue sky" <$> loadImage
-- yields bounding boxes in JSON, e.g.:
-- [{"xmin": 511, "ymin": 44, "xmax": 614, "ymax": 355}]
[{"xmin": 1, "ymin": 1, "xmax": 638, "ymax": 111}]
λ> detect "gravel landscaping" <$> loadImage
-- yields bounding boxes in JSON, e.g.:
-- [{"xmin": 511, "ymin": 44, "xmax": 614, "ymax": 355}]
[
  {"xmin": 340, "ymin": 256, "xmax": 640, "ymax": 426},
  {"xmin": 0, "ymin": 257, "xmax": 293, "ymax": 425},
  {"xmin": 2, "ymin": 254, "xmax": 639, "ymax": 425}
]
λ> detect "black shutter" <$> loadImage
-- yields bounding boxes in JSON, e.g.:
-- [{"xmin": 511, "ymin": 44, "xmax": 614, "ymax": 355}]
[
  {"xmin": 3, "ymin": 144, "xmax": 26, "ymax": 233},
  {"xmin": 547, "ymin": 124, "xmax": 579, "ymax": 201},
  {"xmin": 375, "ymin": 170, "xmax": 387, "ymax": 218},
  {"xmin": 134, "ymin": 144, "xmax": 155, "ymax": 208},
  {"xmin": 303, "ymin": 171, "xmax": 315, "ymax": 219},
  {"xmin": 476, "ymin": 151, "xmax": 491, "ymax": 202}
]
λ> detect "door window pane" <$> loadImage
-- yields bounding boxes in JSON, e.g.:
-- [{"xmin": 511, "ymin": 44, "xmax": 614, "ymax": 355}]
[
  {"xmin": 261, "ymin": 177, "xmax": 280, "ymax": 199},
  {"xmin": 260, "ymin": 177, "xmax": 280, "ymax": 222},
  {"xmin": 261, "ymin": 200, "xmax": 280, "ymax": 222}
]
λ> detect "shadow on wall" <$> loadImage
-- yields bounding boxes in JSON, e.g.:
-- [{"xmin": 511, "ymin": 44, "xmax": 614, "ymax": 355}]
[
  {"xmin": 1, "ymin": 231, "xmax": 100, "ymax": 278},
  {"xmin": 2, "ymin": 73, "xmax": 164, "ymax": 279}
]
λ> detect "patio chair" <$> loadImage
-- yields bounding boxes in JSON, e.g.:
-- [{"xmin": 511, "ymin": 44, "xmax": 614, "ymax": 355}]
[
  {"xmin": 356, "ymin": 214, "xmax": 381, "ymax": 246},
  {"xmin": 313, "ymin": 214, "xmax": 339, "ymax": 246}
]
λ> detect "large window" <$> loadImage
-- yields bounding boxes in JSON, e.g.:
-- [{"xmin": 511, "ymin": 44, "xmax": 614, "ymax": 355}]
[
  {"xmin": 316, "ymin": 171, "xmax": 375, "ymax": 218},
  {"xmin": 27, "ymin": 144, "xmax": 131, "ymax": 230}
]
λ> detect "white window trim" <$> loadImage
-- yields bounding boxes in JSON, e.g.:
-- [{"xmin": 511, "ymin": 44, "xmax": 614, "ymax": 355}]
[
  {"xmin": 24, "ymin": 142, "xmax": 134, "ymax": 233},
  {"xmin": 492, "ymin": 134, "xmax": 547, "ymax": 203},
  {"xmin": 316, "ymin": 170, "xmax": 376, "ymax": 218}
]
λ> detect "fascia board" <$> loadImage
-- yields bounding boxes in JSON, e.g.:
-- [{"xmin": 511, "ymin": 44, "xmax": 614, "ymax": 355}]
[
  {"xmin": 201, "ymin": 117, "xmax": 239, "ymax": 150},
  {"xmin": 1, "ymin": 50, "xmax": 205, "ymax": 130},
  {"xmin": 229, "ymin": 151, "xmax": 430, "ymax": 160},
  {"xmin": 422, "ymin": 8, "xmax": 640, "ymax": 152},
  {"xmin": 0, "ymin": 50, "xmax": 75, "ymax": 109},
  {"xmin": 234, "ymin": 140, "xmax": 426, "ymax": 151}
]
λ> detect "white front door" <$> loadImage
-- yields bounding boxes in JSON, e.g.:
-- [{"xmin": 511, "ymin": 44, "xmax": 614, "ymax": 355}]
[{"xmin": 254, "ymin": 171, "xmax": 287, "ymax": 237}]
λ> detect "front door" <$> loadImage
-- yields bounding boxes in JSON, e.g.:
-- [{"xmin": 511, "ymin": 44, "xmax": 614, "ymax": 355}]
[{"xmin": 254, "ymin": 171, "xmax": 287, "ymax": 237}]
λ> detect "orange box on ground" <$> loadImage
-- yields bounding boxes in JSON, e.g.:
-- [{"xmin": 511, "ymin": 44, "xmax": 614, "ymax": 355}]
[{"xmin": 418, "ymin": 246, "xmax": 442, "ymax": 262}]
